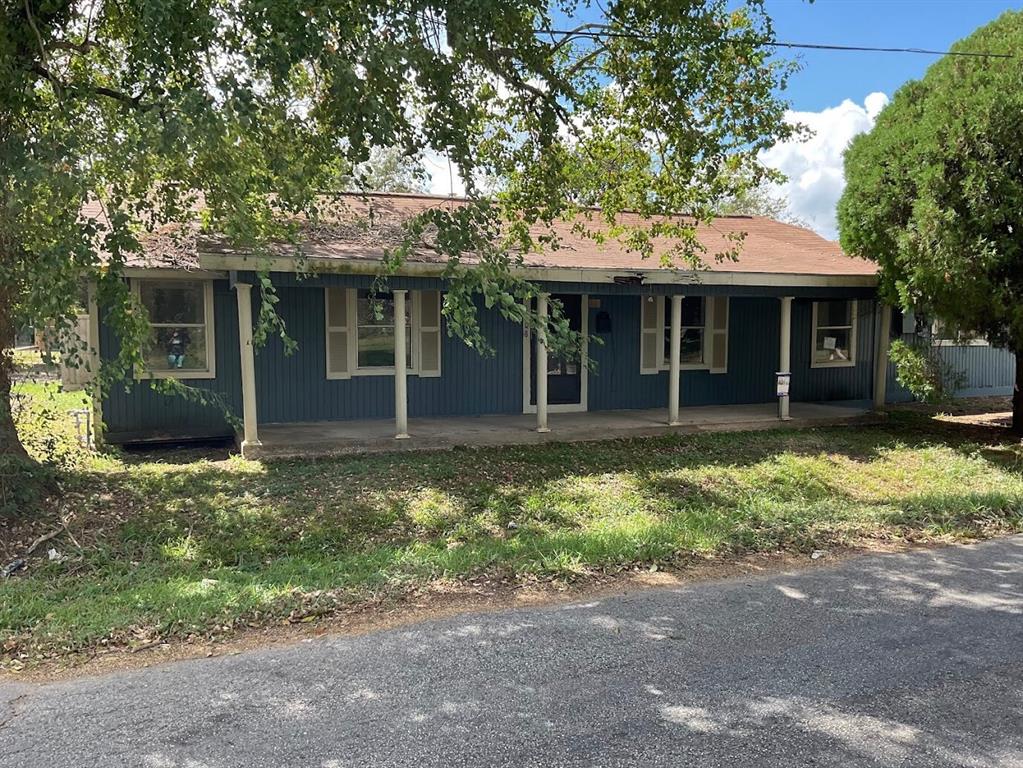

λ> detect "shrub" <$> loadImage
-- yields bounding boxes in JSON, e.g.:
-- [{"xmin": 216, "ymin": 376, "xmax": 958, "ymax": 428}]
[
  {"xmin": 4, "ymin": 382, "xmax": 92, "ymax": 516},
  {"xmin": 11, "ymin": 385, "xmax": 90, "ymax": 471},
  {"xmin": 889, "ymin": 338, "xmax": 967, "ymax": 404}
]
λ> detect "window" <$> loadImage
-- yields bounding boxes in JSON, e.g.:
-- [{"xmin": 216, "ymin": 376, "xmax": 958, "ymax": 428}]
[
  {"xmin": 931, "ymin": 319, "xmax": 989, "ymax": 347},
  {"xmin": 812, "ymin": 300, "xmax": 857, "ymax": 367},
  {"xmin": 356, "ymin": 290, "xmax": 411, "ymax": 369},
  {"xmin": 640, "ymin": 295, "xmax": 728, "ymax": 375},
  {"xmin": 135, "ymin": 279, "xmax": 215, "ymax": 379},
  {"xmin": 325, "ymin": 288, "xmax": 442, "ymax": 378},
  {"xmin": 663, "ymin": 297, "xmax": 706, "ymax": 366}
]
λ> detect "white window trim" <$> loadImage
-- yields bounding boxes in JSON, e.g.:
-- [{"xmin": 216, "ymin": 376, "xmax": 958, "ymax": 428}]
[
  {"xmin": 522, "ymin": 294, "xmax": 589, "ymax": 414},
  {"xmin": 810, "ymin": 300, "xmax": 858, "ymax": 369},
  {"xmin": 660, "ymin": 296, "xmax": 709, "ymax": 371},
  {"xmin": 351, "ymin": 288, "xmax": 416, "ymax": 376},
  {"xmin": 931, "ymin": 320, "xmax": 991, "ymax": 347},
  {"xmin": 132, "ymin": 278, "xmax": 216, "ymax": 380},
  {"xmin": 326, "ymin": 288, "xmax": 432, "ymax": 378},
  {"xmin": 640, "ymin": 296, "xmax": 716, "ymax": 374},
  {"xmin": 934, "ymin": 337, "xmax": 990, "ymax": 348}
]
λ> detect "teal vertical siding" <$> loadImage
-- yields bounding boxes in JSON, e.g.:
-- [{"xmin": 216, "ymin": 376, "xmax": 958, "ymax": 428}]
[
  {"xmin": 101, "ymin": 281, "xmax": 242, "ymax": 440},
  {"xmin": 588, "ymin": 296, "xmax": 781, "ymax": 410},
  {"xmin": 587, "ymin": 293, "xmax": 661, "ymax": 410},
  {"xmin": 886, "ymin": 336, "xmax": 1015, "ymax": 403},
  {"xmin": 253, "ymin": 287, "xmax": 523, "ymax": 423},
  {"xmin": 942, "ymin": 344, "xmax": 1015, "ymax": 395},
  {"xmin": 100, "ymin": 274, "xmax": 882, "ymax": 441},
  {"xmin": 588, "ymin": 296, "xmax": 874, "ymax": 411},
  {"xmin": 789, "ymin": 299, "xmax": 875, "ymax": 403}
]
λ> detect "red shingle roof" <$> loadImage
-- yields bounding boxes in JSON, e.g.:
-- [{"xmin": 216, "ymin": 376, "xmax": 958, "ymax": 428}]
[{"xmin": 85, "ymin": 192, "xmax": 876, "ymax": 277}]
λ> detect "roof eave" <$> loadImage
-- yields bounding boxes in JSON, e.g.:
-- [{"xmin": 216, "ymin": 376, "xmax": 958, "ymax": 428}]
[{"xmin": 192, "ymin": 252, "xmax": 878, "ymax": 289}]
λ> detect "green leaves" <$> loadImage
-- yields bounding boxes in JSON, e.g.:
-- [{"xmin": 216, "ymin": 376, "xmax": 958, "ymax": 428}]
[
  {"xmin": 888, "ymin": 338, "xmax": 967, "ymax": 405},
  {"xmin": 3, "ymin": 0, "xmax": 795, "ymax": 454},
  {"xmin": 838, "ymin": 11, "xmax": 1023, "ymax": 363}
]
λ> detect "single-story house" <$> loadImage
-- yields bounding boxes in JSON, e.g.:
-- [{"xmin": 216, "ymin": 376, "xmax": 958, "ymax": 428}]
[{"xmin": 86, "ymin": 192, "xmax": 1013, "ymax": 454}]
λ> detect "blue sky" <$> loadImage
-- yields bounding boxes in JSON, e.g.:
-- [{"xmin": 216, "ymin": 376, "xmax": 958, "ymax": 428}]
[
  {"xmin": 758, "ymin": 0, "xmax": 1021, "ymax": 238},
  {"xmin": 430, "ymin": 2, "xmax": 1022, "ymax": 238},
  {"xmin": 769, "ymin": 0, "xmax": 1018, "ymax": 112}
]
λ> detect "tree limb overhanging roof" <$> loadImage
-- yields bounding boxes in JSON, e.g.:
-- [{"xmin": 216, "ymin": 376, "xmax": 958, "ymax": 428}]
[{"xmin": 83, "ymin": 192, "xmax": 877, "ymax": 278}]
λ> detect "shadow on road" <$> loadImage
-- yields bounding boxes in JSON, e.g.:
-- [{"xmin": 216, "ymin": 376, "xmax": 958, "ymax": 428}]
[{"xmin": 3, "ymin": 537, "xmax": 1022, "ymax": 767}]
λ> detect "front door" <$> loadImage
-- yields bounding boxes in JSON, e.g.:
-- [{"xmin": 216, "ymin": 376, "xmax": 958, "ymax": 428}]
[{"xmin": 529, "ymin": 293, "xmax": 585, "ymax": 408}]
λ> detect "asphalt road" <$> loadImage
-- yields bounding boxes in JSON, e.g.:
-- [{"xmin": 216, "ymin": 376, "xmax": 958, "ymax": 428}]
[{"xmin": 3, "ymin": 537, "xmax": 1022, "ymax": 767}]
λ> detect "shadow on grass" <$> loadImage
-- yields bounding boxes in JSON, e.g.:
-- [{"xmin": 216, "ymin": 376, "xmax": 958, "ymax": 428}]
[
  {"xmin": 118, "ymin": 438, "xmax": 236, "ymax": 465},
  {"xmin": 70, "ymin": 414, "xmax": 1023, "ymax": 567},
  {"xmin": 5, "ymin": 415, "xmax": 1022, "ymax": 655},
  {"xmin": 10, "ymin": 533, "xmax": 1023, "ymax": 766}
]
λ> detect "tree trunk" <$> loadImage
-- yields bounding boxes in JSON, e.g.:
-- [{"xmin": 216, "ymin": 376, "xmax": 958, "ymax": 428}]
[
  {"xmin": 0, "ymin": 289, "xmax": 30, "ymax": 461},
  {"xmin": 1014, "ymin": 351, "xmax": 1023, "ymax": 435}
]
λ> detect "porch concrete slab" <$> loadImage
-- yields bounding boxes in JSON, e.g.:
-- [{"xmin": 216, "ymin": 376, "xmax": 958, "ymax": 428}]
[{"xmin": 245, "ymin": 401, "xmax": 876, "ymax": 459}]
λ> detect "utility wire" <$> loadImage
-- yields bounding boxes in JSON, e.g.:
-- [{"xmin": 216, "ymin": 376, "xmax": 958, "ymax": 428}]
[
  {"xmin": 771, "ymin": 41, "xmax": 1012, "ymax": 58},
  {"xmin": 407, "ymin": 12, "xmax": 1011, "ymax": 59},
  {"xmin": 539, "ymin": 27, "xmax": 1013, "ymax": 58}
]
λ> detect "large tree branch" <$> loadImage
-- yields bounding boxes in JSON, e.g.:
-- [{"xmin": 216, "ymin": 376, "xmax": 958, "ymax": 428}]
[
  {"xmin": 23, "ymin": 0, "xmax": 57, "ymax": 95},
  {"xmin": 29, "ymin": 64, "xmax": 157, "ymax": 111},
  {"xmin": 542, "ymin": 23, "xmax": 617, "ymax": 53},
  {"xmin": 561, "ymin": 45, "xmax": 608, "ymax": 78},
  {"xmin": 473, "ymin": 50, "xmax": 573, "ymax": 127},
  {"xmin": 47, "ymin": 38, "xmax": 100, "ymax": 54}
]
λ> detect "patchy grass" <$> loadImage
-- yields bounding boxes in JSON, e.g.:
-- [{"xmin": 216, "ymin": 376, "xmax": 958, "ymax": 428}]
[
  {"xmin": 2, "ymin": 378, "xmax": 93, "ymax": 517},
  {"xmin": 3, "ymin": 382, "xmax": 1023, "ymax": 668},
  {"xmin": 11, "ymin": 379, "xmax": 92, "ymax": 462}
]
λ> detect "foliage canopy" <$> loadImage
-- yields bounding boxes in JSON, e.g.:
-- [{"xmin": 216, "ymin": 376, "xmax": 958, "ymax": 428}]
[
  {"xmin": 838, "ymin": 10, "xmax": 1023, "ymax": 425},
  {"xmin": 1, "ymin": 0, "xmax": 797, "ymax": 462}
]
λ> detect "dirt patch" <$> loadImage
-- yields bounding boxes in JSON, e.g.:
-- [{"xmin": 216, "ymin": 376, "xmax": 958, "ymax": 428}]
[
  {"xmin": 886, "ymin": 397, "xmax": 1019, "ymax": 442},
  {"xmin": 0, "ymin": 541, "xmax": 941, "ymax": 685},
  {"xmin": 940, "ymin": 410, "xmax": 1014, "ymax": 429},
  {"xmin": 890, "ymin": 396, "xmax": 1013, "ymax": 427}
]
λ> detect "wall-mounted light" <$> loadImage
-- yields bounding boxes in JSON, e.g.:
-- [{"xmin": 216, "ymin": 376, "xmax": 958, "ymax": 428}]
[{"xmin": 613, "ymin": 274, "xmax": 644, "ymax": 286}]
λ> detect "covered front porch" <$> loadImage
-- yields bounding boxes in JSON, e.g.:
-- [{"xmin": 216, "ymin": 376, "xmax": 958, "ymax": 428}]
[{"xmin": 242, "ymin": 401, "xmax": 875, "ymax": 458}]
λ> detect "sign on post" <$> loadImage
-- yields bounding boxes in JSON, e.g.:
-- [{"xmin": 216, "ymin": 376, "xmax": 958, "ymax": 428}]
[{"xmin": 776, "ymin": 372, "xmax": 791, "ymax": 398}]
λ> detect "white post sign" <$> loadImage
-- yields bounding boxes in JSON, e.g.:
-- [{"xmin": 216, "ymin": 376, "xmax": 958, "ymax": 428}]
[{"xmin": 776, "ymin": 372, "xmax": 791, "ymax": 398}]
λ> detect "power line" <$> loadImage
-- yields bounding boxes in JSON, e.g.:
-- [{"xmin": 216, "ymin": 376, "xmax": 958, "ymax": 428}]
[
  {"xmin": 539, "ymin": 28, "xmax": 1013, "ymax": 58},
  {"xmin": 771, "ymin": 41, "xmax": 1012, "ymax": 58},
  {"xmin": 408, "ymin": 13, "xmax": 1011, "ymax": 59}
]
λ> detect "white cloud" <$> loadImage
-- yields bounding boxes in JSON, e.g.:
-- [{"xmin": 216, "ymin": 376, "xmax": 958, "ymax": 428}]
[
  {"xmin": 760, "ymin": 92, "xmax": 889, "ymax": 240},
  {"xmin": 418, "ymin": 90, "xmax": 891, "ymax": 236},
  {"xmin": 422, "ymin": 151, "xmax": 466, "ymax": 197}
]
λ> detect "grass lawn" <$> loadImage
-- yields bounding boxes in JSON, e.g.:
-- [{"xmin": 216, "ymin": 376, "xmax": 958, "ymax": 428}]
[{"xmin": 3, "ymin": 379, "xmax": 1023, "ymax": 669}]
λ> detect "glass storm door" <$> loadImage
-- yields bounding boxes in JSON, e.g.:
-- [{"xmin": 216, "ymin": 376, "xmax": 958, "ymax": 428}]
[{"xmin": 530, "ymin": 294, "xmax": 583, "ymax": 406}]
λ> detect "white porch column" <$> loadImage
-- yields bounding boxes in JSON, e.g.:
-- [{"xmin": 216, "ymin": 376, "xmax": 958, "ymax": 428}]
[
  {"xmin": 234, "ymin": 282, "xmax": 261, "ymax": 450},
  {"xmin": 536, "ymin": 292, "xmax": 550, "ymax": 433},
  {"xmin": 87, "ymin": 281, "xmax": 104, "ymax": 447},
  {"xmin": 393, "ymin": 290, "xmax": 409, "ymax": 439},
  {"xmin": 779, "ymin": 296, "xmax": 793, "ymax": 421},
  {"xmin": 873, "ymin": 303, "xmax": 893, "ymax": 409},
  {"xmin": 668, "ymin": 294, "xmax": 682, "ymax": 425}
]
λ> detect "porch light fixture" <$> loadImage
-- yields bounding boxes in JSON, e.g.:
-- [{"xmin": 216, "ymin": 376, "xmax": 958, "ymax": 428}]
[{"xmin": 613, "ymin": 274, "xmax": 644, "ymax": 285}]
